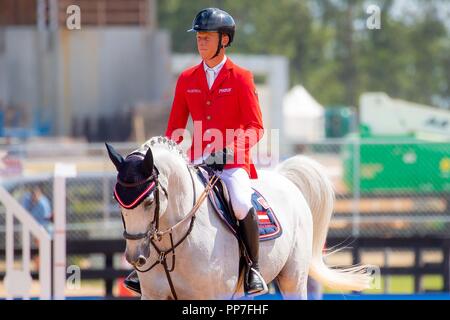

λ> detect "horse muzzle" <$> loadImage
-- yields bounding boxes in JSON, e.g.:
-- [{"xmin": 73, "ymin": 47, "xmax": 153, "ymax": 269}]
[
  {"xmin": 126, "ymin": 253, "xmax": 148, "ymax": 267},
  {"xmin": 125, "ymin": 247, "xmax": 149, "ymax": 267}
]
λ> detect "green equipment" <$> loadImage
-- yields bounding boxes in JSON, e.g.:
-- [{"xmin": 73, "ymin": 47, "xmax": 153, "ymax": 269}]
[{"xmin": 343, "ymin": 93, "xmax": 450, "ymax": 193}]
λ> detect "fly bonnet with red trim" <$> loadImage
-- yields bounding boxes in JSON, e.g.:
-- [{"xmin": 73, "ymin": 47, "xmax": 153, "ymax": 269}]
[{"xmin": 106, "ymin": 143, "xmax": 158, "ymax": 209}]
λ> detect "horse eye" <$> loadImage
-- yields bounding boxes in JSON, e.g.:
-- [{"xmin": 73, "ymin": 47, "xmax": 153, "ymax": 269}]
[
  {"xmin": 143, "ymin": 200, "xmax": 153, "ymax": 209},
  {"xmin": 144, "ymin": 195, "xmax": 155, "ymax": 208}
]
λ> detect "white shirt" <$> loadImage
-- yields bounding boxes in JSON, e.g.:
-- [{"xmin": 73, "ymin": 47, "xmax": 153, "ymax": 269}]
[
  {"xmin": 203, "ymin": 55, "xmax": 227, "ymax": 89},
  {"xmin": 193, "ymin": 56, "xmax": 227, "ymax": 165}
]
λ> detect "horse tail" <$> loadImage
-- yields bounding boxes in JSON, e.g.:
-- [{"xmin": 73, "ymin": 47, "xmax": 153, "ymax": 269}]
[{"xmin": 277, "ymin": 155, "xmax": 373, "ymax": 291}]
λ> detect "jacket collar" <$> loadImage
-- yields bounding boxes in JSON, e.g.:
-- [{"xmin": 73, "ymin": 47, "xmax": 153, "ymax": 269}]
[
  {"xmin": 195, "ymin": 58, "xmax": 234, "ymax": 93},
  {"xmin": 203, "ymin": 55, "xmax": 227, "ymax": 74}
]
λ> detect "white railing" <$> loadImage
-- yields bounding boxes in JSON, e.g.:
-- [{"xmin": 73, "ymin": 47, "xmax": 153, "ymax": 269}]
[{"xmin": 0, "ymin": 187, "xmax": 52, "ymax": 300}]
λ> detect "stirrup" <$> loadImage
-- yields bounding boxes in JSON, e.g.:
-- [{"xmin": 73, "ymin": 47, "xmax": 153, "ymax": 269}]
[
  {"xmin": 124, "ymin": 272, "xmax": 141, "ymax": 295},
  {"xmin": 245, "ymin": 267, "xmax": 269, "ymax": 297}
]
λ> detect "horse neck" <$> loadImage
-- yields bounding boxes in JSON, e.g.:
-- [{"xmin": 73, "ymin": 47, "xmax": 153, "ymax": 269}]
[{"xmin": 155, "ymin": 150, "xmax": 195, "ymax": 227}]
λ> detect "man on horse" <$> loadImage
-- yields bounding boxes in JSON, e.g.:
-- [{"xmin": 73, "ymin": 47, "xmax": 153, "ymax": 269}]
[{"xmin": 125, "ymin": 7, "xmax": 268, "ymax": 297}]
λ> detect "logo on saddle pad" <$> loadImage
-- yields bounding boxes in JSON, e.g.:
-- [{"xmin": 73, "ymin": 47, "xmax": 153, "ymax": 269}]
[
  {"xmin": 257, "ymin": 211, "xmax": 271, "ymax": 224},
  {"xmin": 196, "ymin": 169, "xmax": 282, "ymax": 241}
]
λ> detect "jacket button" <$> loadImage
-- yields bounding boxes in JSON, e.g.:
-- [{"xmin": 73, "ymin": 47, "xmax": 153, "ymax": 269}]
[
  {"xmin": 206, "ymin": 100, "xmax": 211, "ymax": 105},
  {"xmin": 206, "ymin": 115, "xmax": 211, "ymax": 120}
]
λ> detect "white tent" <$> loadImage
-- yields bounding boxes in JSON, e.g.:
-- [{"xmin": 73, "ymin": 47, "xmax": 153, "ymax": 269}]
[
  {"xmin": 360, "ymin": 92, "xmax": 450, "ymax": 138},
  {"xmin": 283, "ymin": 85, "xmax": 325, "ymax": 142}
]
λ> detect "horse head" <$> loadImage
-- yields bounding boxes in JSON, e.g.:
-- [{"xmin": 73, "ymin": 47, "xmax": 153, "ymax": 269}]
[{"xmin": 105, "ymin": 142, "xmax": 169, "ymax": 269}]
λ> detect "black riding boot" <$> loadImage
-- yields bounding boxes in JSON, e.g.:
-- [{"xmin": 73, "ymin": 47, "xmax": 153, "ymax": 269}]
[
  {"xmin": 124, "ymin": 270, "xmax": 141, "ymax": 295},
  {"xmin": 239, "ymin": 208, "xmax": 269, "ymax": 297}
]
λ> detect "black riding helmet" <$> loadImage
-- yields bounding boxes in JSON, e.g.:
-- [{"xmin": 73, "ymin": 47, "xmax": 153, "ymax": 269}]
[{"xmin": 187, "ymin": 8, "xmax": 236, "ymax": 59}]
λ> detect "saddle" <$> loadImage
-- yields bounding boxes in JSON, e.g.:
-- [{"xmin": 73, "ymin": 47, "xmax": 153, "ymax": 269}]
[{"xmin": 196, "ymin": 166, "xmax": 282, "ymax": 241}]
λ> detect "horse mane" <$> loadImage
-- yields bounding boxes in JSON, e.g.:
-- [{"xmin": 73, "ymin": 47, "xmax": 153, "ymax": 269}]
[{"xmin": 138, "ymin": 136, "xmax": 191, "ymax": 167}]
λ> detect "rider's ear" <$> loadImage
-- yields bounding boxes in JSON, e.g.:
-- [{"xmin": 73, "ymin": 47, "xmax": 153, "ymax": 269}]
[
  {"xmin": 105, "ymin": 142, "xmax": 124, "ymax": 171},
  {"xmin": 222, "ymin": 34, "xmax": 230, "ymax": 47},
  {"xmin": 143, "ymin": 147, "xmax": 154, "ymax": 176}
]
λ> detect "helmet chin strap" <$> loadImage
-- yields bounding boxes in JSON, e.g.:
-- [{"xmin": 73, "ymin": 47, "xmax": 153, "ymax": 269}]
[{"xmin": 211, "ymin": 32, "xmax": 223, "ymax": 59}]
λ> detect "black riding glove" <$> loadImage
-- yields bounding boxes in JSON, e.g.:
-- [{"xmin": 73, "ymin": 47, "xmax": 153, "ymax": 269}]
[{"xmin": 205, "ymin": 147, "xmax": 234, "ymax": 172}]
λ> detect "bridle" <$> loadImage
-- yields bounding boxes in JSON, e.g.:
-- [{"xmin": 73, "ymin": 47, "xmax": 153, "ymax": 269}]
[
  {"xmin": 119, "ymin": 165, "xmax": 170, "ymax": 243},
  {"xmin": 116, "ymin": 159, "xmax": 219, "ymax": 300}
]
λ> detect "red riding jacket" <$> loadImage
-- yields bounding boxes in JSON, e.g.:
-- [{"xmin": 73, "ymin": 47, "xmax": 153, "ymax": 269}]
[{"xmin": 165, "ymin": 58, "xmax": 264, "ymax": 179}]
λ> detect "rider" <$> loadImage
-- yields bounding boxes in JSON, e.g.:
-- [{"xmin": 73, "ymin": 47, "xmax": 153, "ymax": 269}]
[{"xmin": 125, "ymin": 7, "xmax": 268, "ymax": 297}]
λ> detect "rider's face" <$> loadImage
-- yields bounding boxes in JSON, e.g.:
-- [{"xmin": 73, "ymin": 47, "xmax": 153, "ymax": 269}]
[
  {"xmin": 196, "ymin": 32, "xmax": 229, "ymax": 61},
  {"xmin": 196, "ymin": 32, "xmax": 219, "ymax": 60}
]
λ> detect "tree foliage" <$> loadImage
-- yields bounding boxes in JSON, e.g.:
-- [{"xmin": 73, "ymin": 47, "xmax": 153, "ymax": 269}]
[{"xmin": 158, "ymin": 0, "xmax": 450, "ymax": 108}]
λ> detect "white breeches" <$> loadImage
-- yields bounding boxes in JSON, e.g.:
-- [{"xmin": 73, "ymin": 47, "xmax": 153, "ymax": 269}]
[{"xmin": 220, "ymin": 167, "xmax": 253, "ymax": 220}]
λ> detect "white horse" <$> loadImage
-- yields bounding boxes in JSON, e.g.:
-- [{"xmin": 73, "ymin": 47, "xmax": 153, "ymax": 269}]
[{"xmin": 106, "ymin": 137, "xmax": 373, "ymax": 300}]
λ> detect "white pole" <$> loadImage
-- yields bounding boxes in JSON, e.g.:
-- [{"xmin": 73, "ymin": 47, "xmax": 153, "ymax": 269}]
[
  {"xmin": 53, "ymin": 163, "xmax": 77, "ymax": 300},
  {"xmin": 39, "ymin": 236, "xmax": 52, "ymax": 300},
  {"xmin": 5, "ymin": 209, "xmax": 13, "ymax": 300},
  {"xmin": 22, "ymin": 226, "xmax": 30, "ymax": 300},
  {"xmin": 352, "ymin": 137, "xmax": 361, "ymax": 237}
]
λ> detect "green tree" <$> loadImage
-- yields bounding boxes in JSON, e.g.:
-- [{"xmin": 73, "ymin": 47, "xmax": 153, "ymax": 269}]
[{"xmin": 157, "ymin": 0, "xmax": 449, "ymax": 109}]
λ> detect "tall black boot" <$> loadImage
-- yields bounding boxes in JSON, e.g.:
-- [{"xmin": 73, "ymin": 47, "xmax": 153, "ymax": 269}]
[
  {"xmin": 238, "ymin": 208, "xmax": 269, "ymax": 297},
  {"xmin": 124, "ymin": 270, "xmax": 141, "ymax": 295}
]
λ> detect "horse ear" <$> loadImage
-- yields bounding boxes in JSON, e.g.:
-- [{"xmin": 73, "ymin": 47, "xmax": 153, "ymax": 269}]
[
  {"xmin": 143, "ymin": 147, "xmax": 154, "ymax": 176},
  {"xmin": 105, "ymin": 142, "xmax": 124, "ymax": 171}
]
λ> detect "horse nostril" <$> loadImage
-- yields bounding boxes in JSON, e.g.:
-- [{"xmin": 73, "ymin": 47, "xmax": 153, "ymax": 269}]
[{"xmin": 137, "ymin": 256, "xmax": 147, "ymax": 267}]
